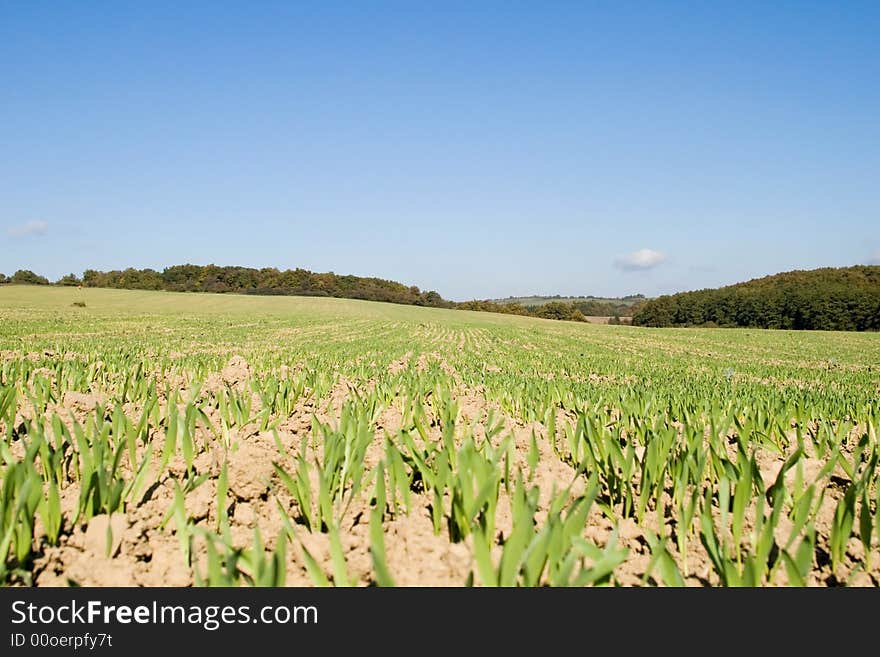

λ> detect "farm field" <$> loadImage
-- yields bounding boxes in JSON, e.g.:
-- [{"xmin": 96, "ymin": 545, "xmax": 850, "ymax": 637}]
[{"xmin": 1, "ymin": 285, "xmax": 878, "ymax": 586}]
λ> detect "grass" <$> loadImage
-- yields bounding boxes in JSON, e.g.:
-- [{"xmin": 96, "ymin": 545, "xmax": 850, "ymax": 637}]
[{"xmin": 0, "ymin": 285, "xmax": 878, "ymax": 586}]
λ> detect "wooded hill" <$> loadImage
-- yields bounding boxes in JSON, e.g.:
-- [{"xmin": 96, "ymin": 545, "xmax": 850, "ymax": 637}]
[{"xmin": 632, "ymin": 265, "xmax": 880, "ymax": 331}]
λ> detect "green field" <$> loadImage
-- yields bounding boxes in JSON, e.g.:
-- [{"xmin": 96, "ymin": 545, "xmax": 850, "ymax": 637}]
[{"xmin": 1, "ymin": 285, "xmax": 878, "ymax": 586}]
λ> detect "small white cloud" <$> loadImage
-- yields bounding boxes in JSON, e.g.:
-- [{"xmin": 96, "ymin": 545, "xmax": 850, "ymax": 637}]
[
  {"xmin": 615, "ymin": 248, "xmax": 667, "ymax": 271},
  {"xmin": 7, "ymin": 220, "xmax": 48, "ymax": 238},
  {"xmin": 867, "ymin": 250, "xmax": 880, "ymax": 265}
]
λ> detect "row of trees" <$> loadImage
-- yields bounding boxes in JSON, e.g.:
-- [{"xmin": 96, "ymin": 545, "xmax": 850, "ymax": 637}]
[
  {"xmin": 457, "ymin": 299, "xmax": 597, "ymax": 322},
  {"xmin": 491, "ymin": 295, "xmax": 644, "ymax": 317},
  {"xmin": 569, "ymin": 299, "xmax": 642, "ymax": 317},
  {"xmin": 0, "ymin": 265, "xmax": 451, "ymax": 308},
  {"xmin": 633, "ymin": 266, "xmax": 880, "ymax": 331}
]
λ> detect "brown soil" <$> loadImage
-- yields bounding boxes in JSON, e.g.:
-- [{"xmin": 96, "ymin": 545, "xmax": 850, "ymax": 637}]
[{"xmin": 5, "ymin": 352, "xmax": 877, "ymax": 587}]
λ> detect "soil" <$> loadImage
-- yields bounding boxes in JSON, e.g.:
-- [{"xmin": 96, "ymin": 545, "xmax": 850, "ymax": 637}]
[{"xmin": 4, "ymin": 351, "xmax": 877, "ymax": 587}]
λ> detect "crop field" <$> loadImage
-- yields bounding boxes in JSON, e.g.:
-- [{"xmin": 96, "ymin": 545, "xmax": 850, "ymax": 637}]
[{"xmin": 1, "ymin": 285, "xmax": 878, "ymax": 587}]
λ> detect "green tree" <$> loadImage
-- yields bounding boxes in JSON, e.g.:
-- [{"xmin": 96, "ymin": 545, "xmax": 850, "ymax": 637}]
[
  {"xmin": 57, "ymin": 273, "xmax": 82, "ymax": 286},
  {"xmin": 11, "ymin": 269, "xmax": 50, "ymax": 285},
  {"xmin": 633, "ymin": 265, "xmax": 880, "ymax": 331}
]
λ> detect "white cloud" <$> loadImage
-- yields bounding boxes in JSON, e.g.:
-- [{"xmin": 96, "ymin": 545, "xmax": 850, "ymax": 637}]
[
  {"xmin": 7, "ymin": 220, "xmax": 48, "ymax": 238},
  {"xmin": 867, "ymin": 250, "xmax": 880, "ymax": 265},
  {"xmin": 614, "ymin": 248, "xmax": 667, "ymax": 271}
]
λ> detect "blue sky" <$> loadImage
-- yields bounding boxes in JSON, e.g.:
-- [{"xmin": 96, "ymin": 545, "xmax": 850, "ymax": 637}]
[{"xmin": 2, "ymin": 2, "xmax": 878, "ymax": 300}]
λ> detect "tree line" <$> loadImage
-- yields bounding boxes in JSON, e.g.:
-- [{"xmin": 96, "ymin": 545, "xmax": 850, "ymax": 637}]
[
  {"xmin": 458, "ymin": 299, "xmax": 592, "ymax": 321},
  {"xmin": 632, "ymin": 266, "xmax": 880, "ymax": 331},
  {"xmin": 10, "ymin": 263, "xmax": 874, "ymax": 330},
  {"xmin": 0, "ymin": 265, "xmax": 450, "ymax": 307},
  {"xmin": 493, "ymin": 295, "xmax": 643, "ymax": 317},
  {"xmin": 569, "ymin": 299, "xmax": 641, "ymax": 317}
]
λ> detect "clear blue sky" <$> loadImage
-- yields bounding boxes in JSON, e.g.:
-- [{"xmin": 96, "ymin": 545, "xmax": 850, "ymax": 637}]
[{"xmin": 2, "ymin": 2, "xmax": 878, "ymax": 300}]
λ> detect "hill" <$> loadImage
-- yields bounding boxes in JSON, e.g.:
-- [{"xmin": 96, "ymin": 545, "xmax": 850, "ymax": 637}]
[
  {"xmin": 0, "ymin": 265, "xmax": 632, "ymax": 324},
  {"xmin": 1, "ymin": 264, "xmax": 453, "ymax": 308},
  {"xmin": 632, "ymin": 265, "xmax": 880, "ymax": 330},
  {"xmin": 490, "ymin": 294, "xmax": 645, "ymax": 317}
]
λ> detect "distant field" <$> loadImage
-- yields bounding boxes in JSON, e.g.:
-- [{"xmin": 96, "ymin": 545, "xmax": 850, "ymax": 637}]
[{"xmin": 1, "ymin": 285, "xmax": 878, "ymax": 586}]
